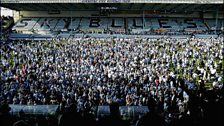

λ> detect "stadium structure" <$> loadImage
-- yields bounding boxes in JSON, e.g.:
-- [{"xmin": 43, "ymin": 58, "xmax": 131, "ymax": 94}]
[{"xmin": 0, "ymin": 0, "xmax": 223, "ymax": 40}]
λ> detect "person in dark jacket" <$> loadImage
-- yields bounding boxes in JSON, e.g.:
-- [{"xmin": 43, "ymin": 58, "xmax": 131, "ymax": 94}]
[
  {"xmin": 136, "ymin": 96, "xmax": 165, "ymax": 126},
  {"xmin": 97, "ymin": 102, "xmax": 129, "ymax": 126}
]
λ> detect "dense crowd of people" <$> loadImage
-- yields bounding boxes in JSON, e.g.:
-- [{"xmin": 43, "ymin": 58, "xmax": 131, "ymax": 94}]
[{"xmin": 0, "ymin": 37, "xmax": 223, "ymax": 126}]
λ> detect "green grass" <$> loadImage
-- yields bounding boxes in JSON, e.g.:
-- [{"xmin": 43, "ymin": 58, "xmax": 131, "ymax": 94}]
[{"xmin": 167, "ymin": 46, "xmax": 224, "ymax": 90}]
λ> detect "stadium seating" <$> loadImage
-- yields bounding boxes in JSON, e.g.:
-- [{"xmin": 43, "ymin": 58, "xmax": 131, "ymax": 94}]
[
  {"xmin": 128, "ymin": 18, "xmax": 143, "ymax": 29},
  {"xmin": 205, "ymin": 19, "xmax": 223, "ymax": 31},
  {"xmin": 68, "ymin": 18, "xmax": 81, "ymax": 31},
  {"xmin": 11, "ymin": 17, "xmax": 222, "ymax": 36},
  {"xmin": 12, "ymin": 18, "xmax": 38, "ymax": 32}
]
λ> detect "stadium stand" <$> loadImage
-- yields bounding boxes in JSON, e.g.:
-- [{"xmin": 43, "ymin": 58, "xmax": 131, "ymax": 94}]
[
  {"xmin": 0, "ymin": 16, "xmax": 14, "ymax": 40},
  {"xmin": 11, "ymin": 17, "xmax": 223, "ymax": 38}
]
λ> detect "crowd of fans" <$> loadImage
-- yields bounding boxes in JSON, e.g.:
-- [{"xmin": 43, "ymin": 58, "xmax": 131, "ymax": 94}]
[{"xmin": 0, "ymin": 37, "xmax": 223, "ymax": 126}]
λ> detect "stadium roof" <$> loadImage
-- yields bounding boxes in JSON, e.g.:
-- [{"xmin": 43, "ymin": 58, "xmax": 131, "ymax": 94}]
[
  {"xmin": 0, "ymin": 0, "xmax": 223, "ymax": 12},
  {"xmin": 1, "ymin": 0, "xmax": 223, "ymax": 4}
]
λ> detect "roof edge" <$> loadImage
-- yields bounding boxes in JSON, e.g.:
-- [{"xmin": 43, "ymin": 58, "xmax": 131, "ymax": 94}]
[{"xmin": 1, "ymin": 0, "xmax": 223, "ymax": 4}]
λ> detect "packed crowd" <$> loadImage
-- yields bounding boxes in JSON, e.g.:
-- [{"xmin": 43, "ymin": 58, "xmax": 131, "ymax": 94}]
[{"xmin": 0, "ymin": 37, "xmax": 224, "ymax": 126}]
